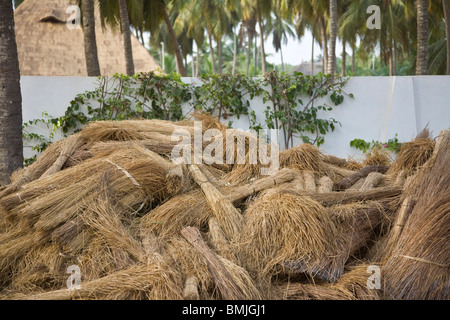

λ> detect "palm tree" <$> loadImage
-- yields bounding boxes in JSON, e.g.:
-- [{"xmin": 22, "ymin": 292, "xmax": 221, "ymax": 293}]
[
  {"xmin": 80, "ymin": 0, "xmax": 101, "ymax": 76},
  {"xmin": 0, "ymin": 1, "xmax": 23, "ymax": 185},
  {"xmin": 118, "ymin": 0, "xmax": 135, "ymax": 75},
  {"xmin": 442, "ymin": 0, "xmax": 450, "ymax": 74},
  {"xmin": 416, "ymin": 0, "xmax": 428, "ymax": 75},
  {"xmin": 267, "ymin": 5, "xmax": 295, "ymax": 72},
  {"xmin": 158, "ymin": 0, "xmax": 187, "ymax": 76},
  {"xmin": 328, "ymin": 0, "xmax": 338, "ymax": 74}
]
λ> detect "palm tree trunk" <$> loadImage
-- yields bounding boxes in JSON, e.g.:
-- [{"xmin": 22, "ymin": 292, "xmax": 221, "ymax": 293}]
[
  {"xmin": 319, "ymin": 17, "xmax": 328, "ymax": 74},
  {"xmin": 0, "ymin": 1, "xmax": 23, "ymax": 185},
  {"xmin": 118, "ymin": 0, "xmax": 135, "ymax": 76},
  {"xmin": 443, "ymin": 0, "xmax": 450, "ymax": 75},
  {"xmin": 232, "ymin": 30, "xmax": 237, "ymax": 75},
  {"xmin": 352, "ymin": 45, "xmax": 356, "ymax": 73},
  {"xmin": 416, "ymin": 0, "xmax": 428, "ymax": 75},
  {"xmin": 311, "ymin": 33, "xmax": 314, "ymax": 75},
  {"xmin": 217, "ymin": 37, "xmax": 223, "ymax": 74},
  {"xmin": 341, "ymin": 39, "xmax": 346, "ymax": 76},
  {"xmin": 280, "ymin": 46, "xmax": 284, "ymax": 72},
  {"xmin": 257, "ymin": 10, "xmax": 266, "ymax": 75},
  {"xmin": 159, "ymin": 2, "xmax": 187, "ymax": 76},
  {"xmin": 81, "ymin": 0, "xmax": 100, "ymax": 76},
  {"xmin": 328, "ymin": 0, "xmax": 338, "ymax": 75},
  {"xmin": 196, "ymin": 41, "xmax": 200, "ymax": 76},
  {"xmin": 246, "ymin": 32, "xmax": 252, "ymax": 76},
  {"xmin": 139, "ymin": 27, "xmax": 145, "ymax": 46},
  {"xmin": 254, "ymin": 34, "xmax": 258, "ymax": 76},
  {"xmin": 207, "ymin": 32, "xmax": 216, "ymax": 74}
]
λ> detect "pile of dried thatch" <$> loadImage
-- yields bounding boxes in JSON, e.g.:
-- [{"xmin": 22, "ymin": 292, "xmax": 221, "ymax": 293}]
[{"xmin": 0, "ymin": 114, "xmax": 447, "ymax": 300}]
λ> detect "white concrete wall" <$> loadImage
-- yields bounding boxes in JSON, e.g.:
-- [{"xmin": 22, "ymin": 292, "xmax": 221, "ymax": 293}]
[{"xmin": 21, "ymin": 75, "xmax": 450, "ymax": 160}]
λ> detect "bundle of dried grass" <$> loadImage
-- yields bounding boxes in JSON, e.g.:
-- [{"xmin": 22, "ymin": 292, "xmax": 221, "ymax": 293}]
[
  {"xmin": 280, "ymin": 144, "xmax": 324, "ymax": 172},
  {"xmin": 12, "ymin": 263, "xmax": 183, "ymax": 300},
  {"xmin": 274, "ymin": 282, "xmax": 354, "ymax": 300},
  {"xmin": 189, "ymin": 165, "xmax": 243, "ymax": 242},
  {"xmin": 239, "ymin": 192, "xmax": 346, "ymax": 284},
  {"xmin": 363, "ymin": 147, "xmax": 391, "ymax": 166},
  {"xmin": 334, "ymin": 265, "xmax": 380, "ymax": 300},
  {"xmin": 39, "ymin": 133, "xmax": 87, "ymax": 179},
  {"xmin": 380, "ymin": 130, "xmax": 449, "ymax": 300},
  {"xmin": 333, "ymin": 165, "xmax": 389, "ymax": 191},
  {"xmin": 140, "ymin": 168, "xmax": 296, "ymax": 238},
  {"xmin": 0, "ymin": 139, "xmax": 65, "ymax": 198},
  {"xmin": 387, "ymin": 137, "xmax": 435, "ymax": 176},
  {"xmin": 181, "ymin": 226, "xmax": 260, "ymax": 300},
  {"xmin": 164, "ymin": 235, "xmax": 213, "ymax": 299}
]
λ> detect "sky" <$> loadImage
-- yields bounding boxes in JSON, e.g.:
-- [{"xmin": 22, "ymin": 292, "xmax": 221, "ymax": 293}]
[{"xmin": 264, "ymin": 30, "xmax": 345, "ymax": 67}]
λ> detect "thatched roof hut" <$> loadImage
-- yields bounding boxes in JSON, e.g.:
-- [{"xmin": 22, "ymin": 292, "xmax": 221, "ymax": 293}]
[{"xmin": 14, "ymin": 0, "xmax": 160, "ymax": 76}]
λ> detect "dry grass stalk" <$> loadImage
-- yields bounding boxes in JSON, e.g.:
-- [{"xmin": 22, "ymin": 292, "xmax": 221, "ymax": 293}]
[
  {"xmin": 393, "ymin": 170, "xmax": 407, "ymax": 187},
  {"xmin": 282, "ymin": 186, "xmax": 402, "ymax": 207},
  {"xmin": 188, "ymin": 164, "xmax": 242, "ymax": 242},
  {"xmin": 279, "ymin": 144, "xmax": 324, "ymax": 172},
  {"xmin": 164, "ymin": 235, "xmax": 213, "ymax": 297},
  {"xmin": 322, "ymin": 154, "xmax": 347, "ymax": 167},
  {"xmin": 318, "ymin": 176, "xmax": 333, "ymax": 193},
  {"xmin": 183, "ymin": 276, "xmax": 200, "ymax": 300},
  {"xmin": 208, "ymin": 217, "xmax": 235, "ymax": 262},
  {"xmin": 225, "ymin": 168, "xmax": 297, "ymax": 204},
  {"xmin": 240, "ymin": 192, "xmax": 346, "ymax": 283},
  {"xmin": 387, "ymin": 138, "xmax": 435, "ymax": 176},
  {"xmin": 0, "ymin": 140, "xmax": 65, "ymax": 199},
  {"xmin": 302, "ymin": 171, "xmax": 316, "ymax": 191},
  {"xmin": 39, "ymin": 133, "xmax": 87, "ymax": 179},
  {"xmin": 363, "ymin": 147, "xmax": 391, "ymax": 166},
  {"xmin": 166, "ymin": 161, "xmax": 191, "ymax": 195},
  {"xmin": 334, "ymin": 265, "xmax": 380, "ymax": 300},
  {"xmin": 343, "ymin": 159, "xmax": 364, "ymax": 171},
  {"xmin": 274, "ymin": 282, "xmax": 354, "ymax": 300},
  {"xmin": 181, "ymin": 226, "xmax": 252, "ymax": 300},
  {"xmin": 359, "ymin": 172, "xmax": 384, "ymax": 190},
  {"xmin": 13, "ymin": 263, "xmax": 183, "ymax": 300},
  {"xmin": 334, "ymin": 165, "xmax": 389, "ymax": 191},
  {"xmin": 380, "ymin": 130, "xmax": 449, "ymax": 300}
]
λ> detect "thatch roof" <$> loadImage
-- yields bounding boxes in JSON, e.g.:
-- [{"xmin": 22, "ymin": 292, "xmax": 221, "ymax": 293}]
[{"xmin": 14, "ymin": 0, "xmax": 161, "ymax": 76}]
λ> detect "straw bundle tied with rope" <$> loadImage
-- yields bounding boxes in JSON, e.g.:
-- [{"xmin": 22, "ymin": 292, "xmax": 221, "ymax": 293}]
[{"xmin": 0, "ymin": 114, "xmax": 448, "ymax": 300}]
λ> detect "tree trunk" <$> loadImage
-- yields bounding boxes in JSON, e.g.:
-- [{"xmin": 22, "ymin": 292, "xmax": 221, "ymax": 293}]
[
  {"xmin": 159, "ymin": 2, "xmax": 187, "ymax": 76},
  {"xmin": 0, "ymin": 1, "xmax": 23, "ymax": 185},
  {"xmin": 341, "ymin": 39, "xmax": 346, "ymax": 76},
  {"xmin": 328, "ymin": 0, "xmax": 338, "ymax": 75},
  {"xmin": 196, "ymin": 41, "xmax": 200, "ymax": 76},
  {"xmin": 254, "ymin": 34, "xmax": 258, "ymax": 76},
  {"xmin": 246, "ymin": 32, "xmax": 252, "ymax": 76},
  {"xmin": 443, "ymin": 0, "xmax": 450, "ymax": 75},
  {"xmin": 232, "ymin": 30, "xmax": 237, "ymax": 75},
  {"xmin": 416, "ymin": 0, "xmax": 428, "ymax": 75},
  {"xmin": 320, "ymin": 17, "xmax": 328, "ymax": 74},
  {"xmin": 257, "ymin": 10, "xmax": 266, "ymax": 75},
  {"xmin": 217, "ymin": 37, "xmax": 223, "ymax": 74},
  {"xmin": 118, "ymin": 0, "xmax": 135, "ymax": 76},
  {"xmin": 208, "ymin": 32, "xmax": 216, "ymax": 74},
  {"xmin": 352, "ymin": 46, "xmax": 356, "ymax": 73},
  {"xmin": 280, "ymin": 46, "xmax": 284, "ymax": 72},
  {"xmin": 311, "ymin": 33, "xmax": 314, "ymax": 75},
  {"xmin": 81, "ymin": 0, "xmax": 100, "ymax": 76}
]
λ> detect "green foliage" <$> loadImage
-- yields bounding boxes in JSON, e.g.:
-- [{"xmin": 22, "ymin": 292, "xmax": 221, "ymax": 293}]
[
  {"xmin": 192, "ymin": 74, "xmax": 264, "ymax": 131},
  {"xmin": 24, "ymin": 71, "xmax": 353, "ymax": 165},
  {"xmin": 262, "ymin": 71, "xmax": 352, "ymax": 148},
  {"xmin": 350, "ymin": 133, "xmax": 403, "ymax": 153}
]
